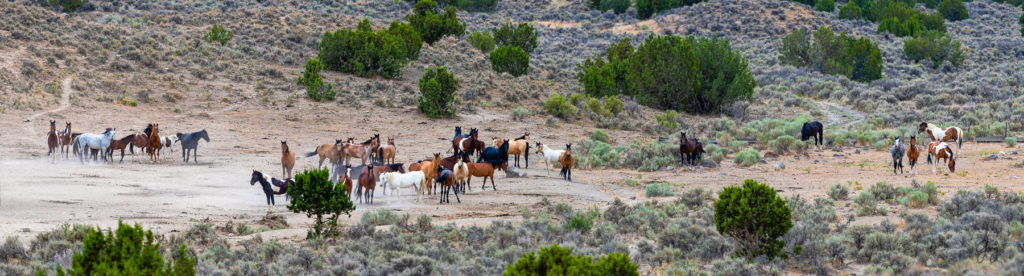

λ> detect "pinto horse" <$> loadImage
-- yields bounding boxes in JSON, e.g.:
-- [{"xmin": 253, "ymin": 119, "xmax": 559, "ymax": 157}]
[
  {"xmin": 250, "ymin": 170, "xmax": 293, "ymax": 207},
  {"xmin": 558, "ymin": 144, "xmax": 576, "ymax": 182},
  {"xmin": 927, "ymin": 141, "xmax": 956, "ymax": 174},
  {"xmin": 281, "ymin": 141, "xmax": 295, "ymax": 179},
  {"xmin": 107, "ymin": 134, "xmax": 135, "ymax": 163},
  {"xmin": 919, "ymin": 122, "xmax": 963, "ymax": 154},
  {"xmin": 46, "ymin": 120, "xmax": 62, "ymax": 160},
  {"xmin": 128, "ymin": 133, "xmax": 150, "ymax": 161},
  {"xmin": 906, "ymin": 136, "xmax": 921, "ymax": 174},
  {"xmin": 306, "ymin": 140, "xmax": 347, "ymax": 168},
  {"xmin": 801, "ymin": 121, "xmax": 825, "ymax": 149},
  {"xmin": 453, "ymin": 128, "xmax": 479, "ymax": 156}
]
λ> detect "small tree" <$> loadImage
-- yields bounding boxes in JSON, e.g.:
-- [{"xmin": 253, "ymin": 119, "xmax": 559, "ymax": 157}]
[
  {"xmin": 406, "ymin": 0, "xmax": 466, "ymax": 44},
  {"xmin": 938, "ymin": 0, "xmax": 969, "ymax": 21},
  {"xmin": 468, "ymin": 30, "xmax": 495, "ymax": 53},
  {"xmin": 838, "ymin": 2, "xmax": 862, "ymax": 20},
  {"xmin": 492, "ymin": 22, "xmax": 538, "ymax": 55},
  {"xmin": 490, "ymin": 45, "xmax": 530, "ymax": 76},
  {"xmin": 543, "ymin": 93, "xmax": 577, "ymax": 119},
  {"xmin": 61, "ymin": 221, "xmax": 196, "ymax": 275},
  {"xmin": 600, "ymin": 0, "xmax": 631, "ymax": 14},
  {"xmin": 903, "ymin": 31, "xmax": 964, "ymax": 68},
  {"xmin": 715, "ymin": 179, "xmax": 792, "ymax": 260},
  {"xmin": 287, "ymin": 168, "xmax": 355, "ymax": 238},
  {"xmin": 203, "ymin": 24, "xmax": 233, "ymax": 45},
  {"xmin": 417, "ymin": 66, "xmax": 459, "ymax": 118},
  {"xmin": 814, "ymin": 0, "xmax": 834, "ymax": 12},
  {"xmin": 38, "ymin": 0, "xmax": 86, "ymax": 13},
  {"xmin": 297, "ymin": 58, "xmax": 336, "ymax": 102},
  {"xmin": 1019, "ymin": 12, "xmax": 1023, "ymax": 37},
  {"xmin": 503, "ymin": 244, "xmax": 638, "ymax": 275}
]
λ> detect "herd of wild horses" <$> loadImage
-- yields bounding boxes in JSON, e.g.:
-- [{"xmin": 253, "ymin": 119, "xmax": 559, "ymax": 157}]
[
  {"xmin": 252, "ymin": 127, "xmax": 577, "ymax": 206},
  {"xmin": 44, "ymin": 120, "xmax": 210, "ymax": 164}
]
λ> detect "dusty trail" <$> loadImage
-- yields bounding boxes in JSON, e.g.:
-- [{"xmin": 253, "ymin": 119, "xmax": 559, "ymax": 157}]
[
  {"xmin": 23, "ymin": 75, "xmax": 74, "ymax": 140},
  {"xmin": 816, "ymin": 99, "xmax": 866, "ymax": 129}
]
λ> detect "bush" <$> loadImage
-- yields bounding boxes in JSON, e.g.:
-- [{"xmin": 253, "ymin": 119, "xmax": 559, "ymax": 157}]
[
  {"xmin": 0, "ymin": 237, "xmax": 26, "ymax": 262},
  {"xmin": 287, "ymin": 167, "xmax": 356, "ymax": 238},
  {"xmin": 503, "ymin": 244, "xmax": 638, "ymax": 275},
  {"xmin": 938, "ymin": 0, "xmax": 969, "ymax": 21},
  {"xmin": 714, "ymin": 179, "xmax": 793, "ymax": 260},
  {"xmin": 61, "ymin": 221, "xmax": 195, "ymax": 275},
  {"xmin": 586, "ymin": 97, "xmax": 611, "ymax": 118},
  {"xmin": 769, "ymin": 135, "xmax": 796, "ymax": 154},
  {"xmin": 490, "ymin": 46, "xmax": 530, "ymax": 76},
  {"xmin": 655, "ymin": 111, "xmax": 678, "ymax": 129},
  {"xmin": 203, "ymin": 24, "xmax": 233, "ymax": 45},
  {"xmin": 829, "ymin": 183, "xmax": 849, "ymax": 200},
  {"xmin": 1006, "ymin": 137, "xmax": 1017, "ymax": 147},
  {"xmin": 468, "ymin": 30, "xmax": 495, "ymax": 53},
  {"xmin": 433, "ymin": 0, "xmax": 497, "ymax": 12},
  {"xmin": 815, "ymin": 0, "xmax": 834, "ymax": 12},
  {"xmin": 297, "ymin": 58, "xmax": 336, "ymax": 102},
  {"xmin": 905, "ymin": 191, "xmax": 929, "ymax": 208},
  {"xmin": 417, "ymin": 66, "xmax": 459, "ymax": 118},
  {"xmin": 903, "ymin": 31, "xmax": 964, "ymax": 68},
  {"xmin": 361, "ymin": 209, "xmax": 406, "ymax": 226},
  {"xmin": 605, "ymin": 97, "xmax": 624, "ymax": 115},
  {"xmin": 854, "ymin": 192, "xmax": 886, "ymax": 216},
  {"xmin": 645, "ymin": 183, "xmax": 674, "ymax": 197},
  {"xmin": 543, "ymin": 94, "xmax": 577, "ymax": 119},
  {"xmin": 733, "ymin": 149, "xmax": 760, "ymax": 167},
  {"xmin": 590, "ymin": 129, "xmax": 610, "ymax": 143},
  {"xmin": 636, "ymin": 0, "xmax": 705, "ymax": 19},
  {"xmin": 779, "ymin": 28, "xmax": 882, "ymax": 82},
  {"xmin": 599, "ymin": 0, "xmax": 631, "ymax": 14},
  {"xmin": 318, "ymin": 20, "xmax": 421, "ymax": 79},
  {"xmin": 406, "ymin": 0, "xmax": 465, "ymax": 44},
  {"xmin": 510, "ymin": 107, "xmax": 531, "ymax": 121},
  {"xmin": 492, "ymin": 22, "xmax": 538, "ymax": 55},
  {"xmin": 1020, "ymin": 12, "xmax": 1023, "ymax": 37},
  {"xmin": 838, "ymin": 2, "xmax": 862, "ymax": 19},
  {"xmin": 38, "ymin": 0, "xmax": 86, "ymax": 13}
]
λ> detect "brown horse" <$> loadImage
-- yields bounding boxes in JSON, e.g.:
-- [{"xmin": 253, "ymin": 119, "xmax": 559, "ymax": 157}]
[
  {"xmin": 358, "ymin": 164, "xmax": 377, "ymax": 205},
  {"xmin": 928, "ymin": 141, "xmax": 955, "ymax": 174},
  {"xmin": 439, "ymin": 153, "xmax": 467, "ymax": 170},
  {"xmin": 338, "ymin": 173, "xmax": 354, "ymax": 197},
  {"xmin": 379, "ymin": 137, "xmax": 397, "ymax": 164},
  {"xmin": 466, "ymin": 159, "xmax": 497, "ymax": 191},
  {"xmin": 281, "ymin": 141, "xmax": 296, "ymax": 179},
  {"xmin": 419, "ymin": 153, "xmax": 442, "ymax": 195},
  {"xmin": 558, "ymin": 144, "xmax": 575, "ymax": 181},
  {"xmin": 58, "ymin": 122, "xmax": 72, "ymax": 159},
  {"xmin": 143, "ymin": 124, "xmax": 162, "ymax": 162},
  {"xmin": 128, "ymin": 133, "xmax": 150, "ymax": 161},
  {"xmin": 408, "ymin": 162, "xmax": 422, "ymax": 171},
  {"xmin": 494, "ymin": 133, "xmax": 530, "ymax": 168},
  {"xmin": 343, "ymin": 136, "xmax": 379, "ymax": 166},
  {"xmin": 906, "ymin": 136, "xmax": 921, "ymax": 174},
  {"xmin": 306, "ymin": 140, "xmax": 347, "ymax": 168},
  {"xmin": 679, "ymin": 133, "xmax": 701, "ymax": 166},
  {"xmin": 453, "ymin": 128, "xmax": 479, "ymax": 156},
  {"xmin": 107, "ymin": 134, "xmax": 135, "ymax": 163},
  {"xmin": 435, "ymin": 168, "xmax": 460, "ymax": 204},
  {"xmin": 46, "ymin": 120, "xmax": 62, "ymax": 160}
]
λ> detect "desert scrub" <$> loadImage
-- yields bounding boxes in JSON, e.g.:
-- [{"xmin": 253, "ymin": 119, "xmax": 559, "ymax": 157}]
[
  {"xmin": 779, "ymin": 27, "xmax": 881, "ymax": 82},
  {"xmin": 510, "ymin": 107, "xmax": 531, "ymax": 121},
  {"xmin": 296, "ymin": 58, "xmax": 335, "ymax": 102},
  {"xmin": 543, "ymin": 93, "xmax": 577, "ymax": 119},
  {"xmin": 854, "ymin": 191, "xmax": 886, "ymax": 216},
  {"xmin": 733, "ymin": 149, "xmax": 760, "ymax": 167},
  {"xmin": 829, "ymin": 183, "xmax": 849, "ymax": 200},
  {"xmin": 620, "ymin": 138, "xmax": 677, "ymax": 171},
  {"xmin": 406, "ymin": 0, "xmax": 465, "ymax": 44},
  {"xmin": 1006, "ymin": 137, "xmax": 1018, "ymax": 147},
  {"xmin": 655, "ymin": 111, "xmax": 678, "ymax": 130},
  {"xmin": 645, "ymin": 183, "xmax": 674, "ymax": 197},
  {"xmin": 360, "ymin": 209, "xmax": 407, "ymax": 227},
  {"xmin": 417, "ymin": 66, "xmax": 459, "ymax": 118},
  {"xmin": 504, "ymin": 244, "xmax": 638, "ymax": 275},
  {"xmin": 203, "ymin": 24, "xmax": 233, "ymax": 45},
  {"xmin": 903, "ymin": 31, "xmax": 964, "ymax": 68},
  {"xmin": 490, "ymin": 45, "xmax": 529, "ymax": 77},
  {"xmin": 590, "ymin": 130, "xmax": 610, "ymax": 143},
  {"xmin": 604, "ymin": 96, "xmax": 624, "ymax": 115},
  {"xmin": 577, "ymin": 139, "xmax": 622, "ymax": 169},
  {"xmin": 287, "ymin": 167, "xmax": 356, "ymax": 238},
  {"xmin": 714, "ymin": 179, "xmax": 792, "ymax": 260},
  {"xmin": 769, "ymin": 135, "xmax": 796, "ymax": 154},
  {"xmin": 468, "ymin": 30, "xmax": 495, "ymax": 53}
]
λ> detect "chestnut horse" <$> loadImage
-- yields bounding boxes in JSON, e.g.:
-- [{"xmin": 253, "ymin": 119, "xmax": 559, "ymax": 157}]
[
  {"xmin": 306, "ymin": 140, "xmax": 347, "ymax": 168},
  {"xmin": 46, "ymin": 120, "xmax": 62, "ymax": 161},
  {"xmin": 928, "ymin": 141, "xmax": 955, "ymax": 174},
  {"xmin": 558, "ymin": 144, "xmax": 575, "ymax": 182},
  {"xmin": 58, "ymin": 122, "xmax": 72, "ymax": 159},
  {"xmin": 466, "ymin": 156, "xmax": 497, "ymax": 191},
  {"xmin": 281, "ymin": 141, "xmax": 295, "ymax": 179},
  {"xmin": 919, "ymin": 122, "xmax": 963, "ymax": 154},
  {"xmin": 143, "ymin": 124, "xmax": 162, "ymax": 162},
  {"xmin": 379, "ymin": 137, "xmax": 397, "ymax": 164},
  {"xmin": 357, "ymin": 164, "xmax": 377, "ymax": 205},
  {"xmin": 906, "ymin": 136, "xmax": 920, "ymax": 174},
  {"xmin": 419, "ymin": 153, "xmax": 442, "ymax": 195}
]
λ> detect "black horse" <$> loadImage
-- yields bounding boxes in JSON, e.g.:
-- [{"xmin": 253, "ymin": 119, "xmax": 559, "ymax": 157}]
[
  {"xmin": 801, "ymin": 121, "xmax": 824, "ymax": 148},
  {"xmin": 177, "ymin": 130, "xmax": 210, "ymax": 163},
  {"xmin": 477, "ymin": 139, "xmax": 509, "ymax": 171},
  {"xmin": 249, "ymin": 170, "xmax": 291, "ymax": 207}
]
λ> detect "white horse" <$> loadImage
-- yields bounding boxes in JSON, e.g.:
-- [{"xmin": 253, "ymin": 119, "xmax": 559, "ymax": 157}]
[
  {"xmin": 73, "ymin": 128, "xmax": 115, "ymax": 164},
  {"xmin": 161, "ymin": 135, "xmax": 178, "ymax": 153},
  {"xmin": 379, "ymin": 171, "xmax": 424, "ymax": 200},
  {"xmin": 534, "ymin": 142, "xmax": 565, "ymax": 176}
]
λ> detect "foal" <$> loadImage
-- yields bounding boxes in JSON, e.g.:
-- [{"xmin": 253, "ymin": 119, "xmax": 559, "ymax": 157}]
[
  {"xmin": 281, "ymin": 141, "xmax": 295, "ymax": 179},
  {"xmin": 906, "ymin": 136, "xmax": 920, "ymax": 174}
]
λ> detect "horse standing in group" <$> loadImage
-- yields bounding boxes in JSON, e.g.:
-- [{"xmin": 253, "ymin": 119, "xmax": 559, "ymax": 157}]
[
  {"xmin": 453, "ymin": 128, "xmax": 479, "ymax": 156},
  {"xmin": 59, "ymin": 121, "xmax": 73, "ymax": 159},
  {"xmin": 452, "ymin": 157, "xmax": 470, "ymax": 194},
  {"xmin": 435, "ymin": 168, "xmax": 460, "ymax": 204},
  {"xmin": 343, "ymin": 135, "xmax": 379, "ymax": 166},
  {"xmin": 464, "ymin": 153, "xmax": 498, "ymax": 191},
  {"xmin": 890, "ymin": 137, "xmax": 905, "ymax": 175},
  {"xmin": 357, "ymin": 165, "xmax": 378, "ymax": 205},
  {"xmin": 679, "ymin": 133, "xmax": 703, "ymax": 166},
  {"xmin": 379, "ymin": 137, "xmax": 397, "ymax": 164},
  {"xmin": 535, "ymin": 142, "xmax": 564, "ymax": 176},
  {"xmin": 801, "ymin": 121, "xmax": 825, "ymax": 149},
  {"xmin": 281, "ymin": 141, "xmax": 295, "ymax": 179},
  {"xmin": 927, "ymin": 141, "xmax": 956, "ymax": 174},
  {"xmin": 106, "ymin": 134, "xmax": 135, "ymax": 163},
  {"xmin": 417, "ymin": 153, "xmax": 442, "ymax": 195},
  {"xmin": 495, "ymin": 133, "xmax": 530, "ymax": 169},
  {"xmin": 177, "ymin": 130, "xmax": 210, "ymax": 164},
  {"xmin": 74, "ymin": 128, "xmax": 116, "ymax": 164},
  {"xmin": 919, "ymin": 122, "xmax": 963, "ymax": 154},
  {"xmin": 129, "ymin": 132, "xmax": 151, "ymax": 161},
  {"xmin": 558, "ymin": 144, "xmax": 576, "ymax": 182},
  {"xmin": 250, "ymin": 170, "xmax": 293, "ymax": 208},
  {"xmin": 906, "ymin": 136, "xmax": 921, "ymax": 174},
  {"xmin": 378, "ymin": 171, "xmax": 424, "ymax": 200},
  {"xmin": 478, "ymin": 139, "xmax": 509, "ymax": 171},
  {"xmin": 46, "ymin": 120, "xmax": 63, "ymax": 161},
  {"xmin": 307, "ymin": 140, "xmax": 347, "ymax": 168},
  {"xmin": 143, "ymin": 124, "xmax": 163, "ymax": 162}
]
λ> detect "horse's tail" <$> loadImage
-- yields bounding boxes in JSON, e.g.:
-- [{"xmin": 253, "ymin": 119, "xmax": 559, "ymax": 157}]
[
  {"xmin": 927, "ymin": 154, "xmax": 932, "ymax": 164},
  {"xmin": 305, "ymin": 148, "xmax": 318, "ymax": 157},
  {"xmin": 957, "ymin": 128, "xmax": 963, "ymax": 150}
]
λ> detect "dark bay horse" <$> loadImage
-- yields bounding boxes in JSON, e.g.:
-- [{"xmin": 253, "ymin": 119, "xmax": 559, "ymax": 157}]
[
  {"xmin": 107, "ymin": 134, "xmax": 135, "ymax": 163},
  {"xmin": 679, "ymin": 133, "xmax": 701, "ymax": 166},
  {"xmin": 801, "ymin": 121, "xmax": 824, "ymax": 149},
  {"xmin": 177, "ymin": 130, "xmax": 210, "ymax": 164}
]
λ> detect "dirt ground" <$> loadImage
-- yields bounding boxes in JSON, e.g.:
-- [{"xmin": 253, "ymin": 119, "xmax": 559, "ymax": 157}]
[{"xmin": 2, "ymin": 77, "xmax": 1022, "ymax": 246}]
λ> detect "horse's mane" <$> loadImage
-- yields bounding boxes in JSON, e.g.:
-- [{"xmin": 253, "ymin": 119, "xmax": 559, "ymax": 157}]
[
  {"xmin": 360, "ymin": 138, "xmax": 373, "ymax": 145},
  {"xmin": 143, "ymin": 124, "xmax": 153, "ymax": 136},
  {"xmin": 514, "ymin": 134, "xmax": 528, "ymax": 141},
  {"xmin": 388, "ymin": 163, "xmax": 402, "ymax": 171}
]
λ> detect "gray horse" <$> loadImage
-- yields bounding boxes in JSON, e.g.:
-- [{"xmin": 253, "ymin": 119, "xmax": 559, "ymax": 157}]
[
  {"xmin": 891, "ymin": 137, "xmax": 905, "ymax": 175},
  {"xmin": 73, "ymin": 128, "xmax": 115, "ymax": 164},
  {"xmin": 177, "ymin": 130, "xmax": 210, "ymax": 164}
]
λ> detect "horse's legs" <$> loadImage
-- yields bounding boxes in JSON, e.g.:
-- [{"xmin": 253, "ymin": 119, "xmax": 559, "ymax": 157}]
[
  {"xmin": 489, "ymin": 175, "xmax": 496, "ymax": 191},
  {"xmin": 453, "ymin": 183, "xmax": 460, "ymax": 203}
]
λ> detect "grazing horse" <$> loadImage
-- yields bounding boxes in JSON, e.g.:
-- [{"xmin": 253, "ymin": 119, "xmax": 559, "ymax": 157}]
[
  {"xmin": 306, "ymin": 140, "xmax": 347, "ymax": 168},
  {"xmin": 801, "ymin": 121, "xmax": 825, "ymax": 149},
  {"xmin": 453, "ymin": 128, "xmax": 479, "ymax": 156},
  {"xmin": 143, "ymin": 124, "xmax": 162, "ymax": 162},
  {"xmin": 495, "ymin": 133, "xmax": 530, "ymax": 168},
  {"xmin": 46, "ymin": 120, "xmax": 62, "ymax": 160},
  {"xmin": 74, "ymin": 128, "xmax": 116, "ymax": 164},
  {"xmin": 559, "ymin": 144, "xmax": 576, "ymax": 182},
  {"xmin": 378, "ymin": 171, "xmax": 424, "ymax": 200},
  {"xmin": 281, "ymin": 141, "xmax": 295, "ymax": 179},
  {"xmin": 478, "ymin": 139, "xmax": 509, "ymax": 171},
  {"xmin": 250, "ymin": 170, "xmax": 293, "ymax": 208},
  {"xmin": 435, "ymin": 169, "xmax": 460, "ymax": 204},
  {"xmin": 919, "ymin": 122, "xmax": 963, "ymax": 154},
  {"xmin": 107, "ymin": 134, "xmax": 135, "ymax": 163},
  {"xmin": 890, "ymin": 137, "xmax": 905, "ymax": 175},
  {"xmin": 466, "ymin": 158, "xmax": 497, "ymax": 191},
  {"xmin": 177, "ymin": 130, "xmax": 210, "ymax": 163},
  {"xmin": 343, "ymin": 136, "xmax": 378, "ymax": 166},
  {"xmin": 379, "ymin": 137, "xmax": 397, "ymax": 164},
  {"xmin": 906, "ymin": 136, "xmax": 921, "ymax": 174},
  {"xmin": 419, "ymin": 153, "xmax": 442, "ymax": 195},
  {"xmin": 535, "ymin": 143, "xmax": 565, "ymax": 176},
  {"xmin": 453, "ymin": 157, "xmax": 470, "ymax": 194},
  {"xmin": 59, "ymin": 122, "xmax": 72, "ymax": 159},
  {"xmin": 357, "ymin": 165, "xmax": 377, "ymax": 205},
  {"xmin": 927, "ymin": 141, "xmax": 956, "ymax": 174}
]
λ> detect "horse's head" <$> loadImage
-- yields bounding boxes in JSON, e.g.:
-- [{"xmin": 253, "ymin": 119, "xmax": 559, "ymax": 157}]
[
  {"xmin": 432, "ymin": 153, "xmax": 441, "ymax": 163},
  {"xmin": 566, "ymin": 143, "xmax": 572, "ymax": 152},
  {"xmin": 918, "ymin": 122, "xmax": 929, "ymax": 133},
  {"xmin": 947, "ymin": 153, "xmax": 956, "ymax": 173},
  {"xmin": 910, "ymin": 136, "xmax": 916, "ymax": 144},
  {"xmin": 281, "ymin": 141, "xmax": 288, "ymax": 153},
  {"xmin": 49, "ymin": 120, "xmax": 56, "ymax": 130},
  {"xmin": 388, "ymin": 137, "xmax": 394, "ymax": 145},
  {"xmin": 535, "ymin": 142, "xmax": 544, "ymax": 153},
  {"xmin": 250, "ymin": 170, "xmax": 262, "ymax": 186}
]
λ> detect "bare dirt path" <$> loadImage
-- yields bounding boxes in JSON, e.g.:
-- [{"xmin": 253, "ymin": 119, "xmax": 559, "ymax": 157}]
[
  {"xmin": 815, "ymin": 99, "xmax": 866, "ymax": 129},
  {"xmin": 23, "ymin": 75, "xmax": 74, "ymax": 138}
]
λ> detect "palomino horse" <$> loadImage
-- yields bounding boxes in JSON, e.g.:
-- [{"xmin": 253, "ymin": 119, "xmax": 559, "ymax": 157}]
[
  {"xmin": 890, "ymin": 137, "xmax": 905, "ymax": 175},
  {"xmin": 379, "ymin": 171, "xmax": 424, "ymax": 200},
  {"xmin": 46, "ymin": 120, "xmax": 62, "ymax": 161},
  {"xmin": 177, "ymin": 130, "xmax": 210, "ymax": 164},
  {"xmin": 927, "ymin": 141, "xmax": 956, "ymax": 174},
  {"xmin": 379, "ymin": 137, "xmax": 397, "ymax": 164},
  {"xmin": 143, "ymin": 124, "xmax": 163, "ymax": 162},
  {"xmin": 906, "ymin": 136, "xmax": 921, "ymax": 174},
  {"xmin": 343, "ymin": 136, "xmax": 379, "ymax": 166},
  {"xmin": 306, "ymin": 140, "xmax": 347, "ymax": 168},
  {"xmin": 453, "ymin": 128, "xmax": 479, "ymax": 156},
  {"xmin": 435, "ymin": 168, "xmax": 460, "ymax": 204},
  {"xmin": 494, "ymin": 133, "xmax": 530, "ymax": 168},
  {"xmin": 74, "ymin": 128, "xmax": 116, "ymax": 164},
  {"xmin": 453, "ymin": 157, "xmax": 470, "ymax": 194},
  {"xmin": 107, "ymin": 134, "xmax": 135, "ymax": 163},
  {"xmin": 559, "ymin": 144, "xmax": 576, "ymax": 182},
  {"xmin": 535, "ymin": 142, "xmax": 564, "ymax": 176},
  {"xmin": 919, "ymin": 122, "xmax": 963, "ymax": 154},
  {"xmin": 801, "ymin": 121, "xmax": 825, "ymax": 149},
  {"xmin": 281, "ymin": 141, "xmax": 295, "ymax": 179}
]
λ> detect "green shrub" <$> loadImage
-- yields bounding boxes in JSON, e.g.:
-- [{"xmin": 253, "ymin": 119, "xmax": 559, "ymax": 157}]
[
  {"xmin": 510, "ymin": 107, "xmax": 531, "ymax": 121},
  {"xmin": 590, "ymin": 129, "xmax": 610, "ymax": 143},
  {"xmin": 318, "ymin": 20, "xmax": 421, "ymax": 79},
  {"xmin": 297, "ymin": 58, "xmax": 336, "ymax": 102},
  {"xmin": 1020, "ymin": 12, "xmax": 1023, "ymax": 37},
  {"xmin": 905, "ymin": 191, "xmax": 928, "ymax": 208},
  {"xmin": 287, "ymin": 167, "xmax": 356, "ymax": 238},
  {"xmin": 38, "ymin": 0, "xmax": 86, "ymax": 13},
  {"xmin": 490, "ymin": 46, "xmax": 530, "ymax": 76},
  {"xmin": 604, "ymin": 97, "xmax": 624, "ymax": 115},
  {"xmin": 733, "ymin": 149, "xmax": 760, "ymax": 167},
  {"xmin": 779, "ymin": 27, "xmax": 882, "ymax": 82},
  {"xmin": 468, "ymin": 30, "xmax": 495, "ymax": 53},
  {"xmin": 769, "ymin": 135, "xmax": 796, "ymax": 154},
  {"xmin": 938, "ymin": 0, "xmax": 969, "ymax": 21},
  {"xmin": 570, "ymin": 94, "xmax": 584, "ymax": 106},
  {"xmin": 425, "ymin": 0, "xmax": 497, "ymax": 12},
  {"xmin": 646, "ymin": 183, "xmax": 674, "ymax": 197},
  {"xmin": 565, "ymin": 211, "xmax": 597, "ymax": 233},
  {"xmin": 636, "ymin": 0, "xmax": 705, "ymax": 19},
  {"xmin": 492, "ymin": 22, "xmax": 538, "ymax": 55},
  {"xmin": 603, "ymin": 0, "xmax": 631, "ymax": 14},
  {"xmin": 406, "ymin": 0, "xmax": 466, "ymax": 44},
  {"xmin": 854, "ymin": 192, "xmax": 886, "ymax": 216},
  {"xmin": 903, "ymin": 31, "xmax": 964, "ymax": 68},
  {"xmin": 1007, "ymin": 137, "xmax": 1018, "ymax": 147},
  {"xmin": 417, "ymin": 66, "xmax": 459, "ymax": 118},
  {"xmin": 829, "ymin": 183, "xmax": 849, "ymax": 200},
  {"xmin": 544, "ymin": 94, "xmax": 577, "ymax": 119},
  {"xmin": 61, "ymin": 221, "xmax": 195, "ymax": 275},
  {"xmin": 655, "ymin": 111, "xmax": 678, "ymax": 129},
  {"xmin": 815, "ymin": 0, "xmax": 834, "ymax": 12},
  {"xmin": 203, "ymin": 24, "xmax": 233, "ymax": 45},
  {"xmin": 361, "ymin": 209, "xmax": 405, "ymax": 226},
  {"xmin": 586, "ymin": 97, "xmax": 611, "ymax": 117},
  {"xmin": 714, "ymin": 179, "xmax": 793, "ymax": 260},
  {"xmin": 504, "ymin": 244, "xmax": 638, "ymax": 275},
  {"xmin": 838, "ymin": 1, "xmax": 862, "ymax": 19},
  {"xmin": 878, "ymin": 16, "xmax": 922, "ymax": 37}
]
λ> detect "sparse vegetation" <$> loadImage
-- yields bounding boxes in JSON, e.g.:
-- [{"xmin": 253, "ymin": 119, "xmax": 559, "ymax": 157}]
[
  {"xmin": 468, "ymin": 30, "xmax": 495, "ymax": 53},
  {"xmin": 297, "ymin": 58, "xmax": 336, "ymax": 102},
  {"xmin": 406, "ymin": 0, "xmax": 466, "ymax": 44},
  {"xmin": 544, "ymin": 93, "xmax": 577, "ymax": 119},
  {"xmin": 1007, "ymin": 137, "xmax": 1018, "ymax": 147},
  {"xmin": 733, "ymin": 149, "xmax": 760, "ymax": 167},
  {"xmin": 417, "ymin": 66, "xmax": 459, "ymax": 118},
  {"xmin": 318, "ymin": 19, "xmax": 422, "ymax": 79},
  {"xmin": 903, "ymin": 31, "xmax": 964, "ymax": 68},
  {"xmin": 829, "ymin": 183, "xmax": 849, "ymax": 200},
  {"xmin": 779, "ymin": 27, "xmax": 882, "ymax": 82},
  {"xmin": 645, "ymin": 183, "xmax": 674, "ymax": 197},
  {"xmin": 714, "ymin": 179, "xmax": 792, "ymax": 260},
  {"xmin": 203, "ymin": 24, "xmax": 233, "ymax": 45}
]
